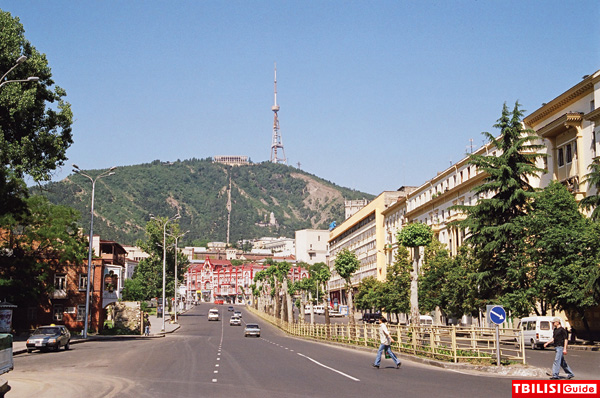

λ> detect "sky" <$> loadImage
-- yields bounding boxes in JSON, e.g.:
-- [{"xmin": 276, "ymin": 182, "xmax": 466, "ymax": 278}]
[{"xmin": 3, "ymin": 1, "xmax": 600, "ymax": 195}]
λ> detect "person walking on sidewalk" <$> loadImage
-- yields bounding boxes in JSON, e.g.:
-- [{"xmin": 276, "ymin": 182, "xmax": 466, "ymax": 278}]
[
  {"xmin": 144, "ymin": 313, "xmax": 151, "ymax": 336},
  {"xmin": 544, "ymin": 317, "xmax": 575, "ymax": 380},
  {"xmin": 372, "ymin": 317, "xmax": 401, "ymax": 369}
]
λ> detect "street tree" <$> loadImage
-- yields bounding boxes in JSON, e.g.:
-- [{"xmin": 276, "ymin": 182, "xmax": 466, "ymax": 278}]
[
  {"xmin": 0, "ymin": 195, "xmax": 86, "ymax": 308},
  {"xmin": 398, "ymin": 222, "xmax": 433, "ymax": 325},
  {"xmin": 382, "ymin": 244, "xmax": 411, "ymax": 322},
  {"xmin": 333, "ymin": 249, "xmax": 360, "ymax": 326},
  {"xmin": 0, "ymin": 10, "xmax": 74, "ymax": 216},
  {"xmin": 579, "ymin": 157, "xmax": 600, "ymax": 220},
  {"xmin": 452, "ymin": 102, "xmax": 544, "ymax": 308},
  {"xmin": 122, "ymin": 217, "xmax": 188, "ymax": 301},
  {"xmin": 308, "ymin": 261, "xmax": 331, "ymax": 325}
]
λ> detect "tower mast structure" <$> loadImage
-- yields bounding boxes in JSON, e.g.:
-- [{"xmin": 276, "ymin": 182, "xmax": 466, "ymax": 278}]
[{"xmin": 270, "ymin": 63, "xmax": 287, "ymax": 164}]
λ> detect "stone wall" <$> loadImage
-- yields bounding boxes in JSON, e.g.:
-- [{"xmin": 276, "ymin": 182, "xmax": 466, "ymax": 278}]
[{"xmin": 113, "ymin": 302, "xmax": 142, "ymax": 334}]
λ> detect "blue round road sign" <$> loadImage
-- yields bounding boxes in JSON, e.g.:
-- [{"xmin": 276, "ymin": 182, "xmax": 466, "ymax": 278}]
[{"xmin": 489, "ymin": 305, "xmax": 506, "ymax": 325}]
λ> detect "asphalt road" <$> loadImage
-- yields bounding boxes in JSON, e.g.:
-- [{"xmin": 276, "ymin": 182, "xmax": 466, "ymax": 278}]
[{"xmin": 7, "ymin": 304, "xmax": 594, "ymax": 398}]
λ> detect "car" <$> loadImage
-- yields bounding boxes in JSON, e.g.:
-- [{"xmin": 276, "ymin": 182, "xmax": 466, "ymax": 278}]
[
  {"xmin": 229, "ymin": 316, "xmax": 241, "ymax": 326},
  {"xmin": 515, "ymin": 316, "xmax": 554, "ymax": 349},
  {"xmin": 328, "ymin": 309, "xmax": 344, "ymax": 317},
  {"xmin": 244, "ymin": 323, "xmax": 261, "ymax": 337},
  {"xmin": 234, "ymin": 310, "xmax": 242, "ymax": 318},
  {"xmin": 304, "ymin": 305, "xmax": 325, "ymax": 315},
  {"xmin": 227, "ymin": 306, "xmax": 234, "ymax": 312},
  {"xmin": 361, "ymin": 312, "xmax": 382, "ymax": 323},
  {"xmin": 26, "ymin": 325, "xmax": 71, "ymax": 353},
  {"xmin": 208, "ymin": 308, "xmax": 220, "ymax": 321}
]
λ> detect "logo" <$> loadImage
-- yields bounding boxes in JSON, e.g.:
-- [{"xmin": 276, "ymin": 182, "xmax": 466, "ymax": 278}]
[{"xmin": 513, "ymin": 381, "xmax": 599, "ymax": 397}]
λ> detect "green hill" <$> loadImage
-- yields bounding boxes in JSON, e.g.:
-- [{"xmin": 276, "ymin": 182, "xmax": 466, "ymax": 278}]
[{"xmin": 33, "ymin": 158, "xmax": 374, "ymax": 245}]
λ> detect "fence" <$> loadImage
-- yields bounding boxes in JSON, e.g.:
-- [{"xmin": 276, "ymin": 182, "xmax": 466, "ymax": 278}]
[{"xmin": 248, "ymin": 307, "xmax": 526, "ymax": 365}]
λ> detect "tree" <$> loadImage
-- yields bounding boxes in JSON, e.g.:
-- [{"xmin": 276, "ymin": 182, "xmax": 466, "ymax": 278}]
[
  {"xmin": 0, "ymin": 10, "xmax": 74, "ymax": 216},
  {"xmin": 333, "ymin": 249, "xmax": 360, "ymax": 326},
  {"xmin": 122, "ymin": 217, "xmax": 189, "ymax": 301},
  {"xmin": 398, "ymin": 223, "xmax": 433, "ymax": 325},
  {"xmin": 523, "ymin": 181, "xmax": 600, "ymax": 337},
  {"xmin": 381, "ymin": 244, "xmax": 411, "ymax": 323},
  {"xmin": 0, "ymin": 195, "xmax": 86, "ymax": 308},
  {"xmin": 453, "ymin": 102, "xmax": 544, "ymax": 308},
  {"xmin": 579, "ymin": 157, "xmax": 600, "ymax": 220},
  {"xmin": 308, "ymin": 261, "xmax": 331, "ymax": 325}
]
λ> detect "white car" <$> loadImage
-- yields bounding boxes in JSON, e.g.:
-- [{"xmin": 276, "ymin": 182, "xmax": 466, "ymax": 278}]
[{"xmin": 208, "ymin": 308, "xmax": 220, "ymax": 321}]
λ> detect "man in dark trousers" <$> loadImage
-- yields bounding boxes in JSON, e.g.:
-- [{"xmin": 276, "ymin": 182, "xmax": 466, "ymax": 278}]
[{"xmin": 544, "ymin": 317, "xmax": 575, "ymax": 380}]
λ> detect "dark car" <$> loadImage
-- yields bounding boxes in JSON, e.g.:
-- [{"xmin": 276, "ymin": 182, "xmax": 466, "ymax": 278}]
[
  {"xmin": 227, "ymin": 306, "xmax": 234, "ymax": 312},
  {"xmin": 361, "ymin": 312, "xmax": 382, "ymax": 323},
  {"xmin": 26, "ymin": 325, "xmax": 71, "ymax": 353}
]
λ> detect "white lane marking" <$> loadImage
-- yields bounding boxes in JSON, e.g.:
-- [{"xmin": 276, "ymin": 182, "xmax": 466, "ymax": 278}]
[
  {"xmin": 214, "ymin": 370, "xmax": 218, "ymax": 373},
  {"xmin": 217, "ymin": 358, "xmax": 220, "ymax": 361},
  {"xmin": 297, "ymin": 353, "xmax": 360, "ymax": 382},
  {"xmin": 215, "ymin": 364, "xmax": 219, "ymax": 367},
  {"xmin": 212, "ymin": 379, "xmax": 217, "ymax": 383}
]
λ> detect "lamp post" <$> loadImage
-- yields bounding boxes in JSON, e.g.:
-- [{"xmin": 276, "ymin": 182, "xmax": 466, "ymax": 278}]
[
  {"xmin": 72, "ymin": 165, "xmax": 116, "ymax": 338},
  {"xmin": 151, "ymin": 213, "xmax": 180, "ymax": 332},
  {"xmin": 169, "ymin": 230, "xmax": 189, "ymax": 323},
  {"xmin": 0, "ymin": 55, "xmax": 39, "ymax": 89}
]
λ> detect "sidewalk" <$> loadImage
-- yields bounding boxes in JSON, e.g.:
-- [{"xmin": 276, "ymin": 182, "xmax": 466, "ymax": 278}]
[{"xmin": 11, "ymin": 311, "xmax": 182, "ymax": 356}]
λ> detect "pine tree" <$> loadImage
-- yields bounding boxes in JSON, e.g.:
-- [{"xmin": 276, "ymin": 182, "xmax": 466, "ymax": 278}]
[{"xmin": 453, "ymin": 102, "xmax": 545, "ymax": 306}]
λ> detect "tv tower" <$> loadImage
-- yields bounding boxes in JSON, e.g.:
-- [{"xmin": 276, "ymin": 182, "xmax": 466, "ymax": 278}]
[{"xmin": 270, "ymin": 63, "xmax": 287, "ymax": 164}]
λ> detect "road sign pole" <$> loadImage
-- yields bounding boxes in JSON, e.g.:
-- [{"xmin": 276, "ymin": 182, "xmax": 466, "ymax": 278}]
[{"xmin": 495, "ymin": 324, "xmax": 500, "ymax": 367}]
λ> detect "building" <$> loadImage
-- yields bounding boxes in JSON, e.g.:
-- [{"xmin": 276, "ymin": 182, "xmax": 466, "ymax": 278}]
[
  {"xmin": 213, "ymin": 155, "xmax": 250, "ymax": 166},
  {"xmin": 327, "ymin": 190, "xmax": 414, "ymax": 306},
  {"xmin": 295, "ymin": 229, "xmax": 328, "ymax": 264},
  {"xmin": 184, "ymin": 258, "xmax": 308, "ymax": 304}
]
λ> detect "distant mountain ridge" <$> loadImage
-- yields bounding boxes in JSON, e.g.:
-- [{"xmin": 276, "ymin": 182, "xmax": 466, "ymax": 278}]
[{"xmin": 34, "ymin": 158, "xmax": 374, "ymax": 245}]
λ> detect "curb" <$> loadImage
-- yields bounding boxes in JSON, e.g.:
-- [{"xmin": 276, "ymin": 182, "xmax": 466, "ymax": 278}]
[{"xmin": 11, "ymin": 326, "xmax": 182, "ymax": 356}]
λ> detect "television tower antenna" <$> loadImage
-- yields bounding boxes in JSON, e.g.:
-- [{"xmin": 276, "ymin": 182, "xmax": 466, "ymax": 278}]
[{"xmin": 270, "ymin": 62, "xmax": 287, "ymax": 164}]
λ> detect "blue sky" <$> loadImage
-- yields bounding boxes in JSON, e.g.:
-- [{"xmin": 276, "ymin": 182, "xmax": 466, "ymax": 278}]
[{"xmin": 3, "ymin": 1, "xmax": 600, "ymax": 195}]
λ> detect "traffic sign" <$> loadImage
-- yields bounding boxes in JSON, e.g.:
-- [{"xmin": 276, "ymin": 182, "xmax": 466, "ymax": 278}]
[{"xmin": 489, "ymin": 305, "xmax": 506, "ymax": 325}]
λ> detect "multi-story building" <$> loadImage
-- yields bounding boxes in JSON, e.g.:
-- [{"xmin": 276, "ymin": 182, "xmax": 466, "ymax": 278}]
[
  {"xmin": 184, "ymin": 258, "xmax": 308, "ymax": 304},
  {"xmin": 327, "ymin": 190, "xmax": 414, "ymax": 306},
  {"xmin": 295, "ymin": 229, "xmax": 328, "ymax": 265}
]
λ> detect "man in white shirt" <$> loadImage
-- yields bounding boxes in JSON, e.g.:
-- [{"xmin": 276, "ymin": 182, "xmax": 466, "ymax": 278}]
[{"xmin": 372, "ymin": 317, "xmax": 401, "ymax": 369}]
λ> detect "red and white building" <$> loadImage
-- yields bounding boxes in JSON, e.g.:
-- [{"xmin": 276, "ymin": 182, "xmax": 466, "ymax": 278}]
[{"xmin": 184, "ymin": 258, "xmax": 309, "ymax": 304}]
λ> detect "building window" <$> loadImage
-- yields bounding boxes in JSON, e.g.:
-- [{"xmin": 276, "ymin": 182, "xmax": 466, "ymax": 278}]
[
  {"xmin": 566, "ymin": 144, "xmax": 573, "ymax": 164},
  {"xmin": 77, "ymin": 305, "xmax": 86, "ymax": 321},
  {"xmin": 54, "ymin": 274, "xmax": 66, "ymax": 290},
  {"xmin": 78, "ymin": 274, "xmax": 88, "ymax": 291},
  {"xmin": 558, "ymin": 148, "xmax": 564, "ymax": 167},
  {"xmin": 53, "ymin": 305, "xmax": 64, "ymax": 321}
]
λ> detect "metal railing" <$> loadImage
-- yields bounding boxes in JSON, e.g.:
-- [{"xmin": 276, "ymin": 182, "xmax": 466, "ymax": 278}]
[{"xmin": 248, "ymin": 307, "xmax": 526, "ymax": 365}]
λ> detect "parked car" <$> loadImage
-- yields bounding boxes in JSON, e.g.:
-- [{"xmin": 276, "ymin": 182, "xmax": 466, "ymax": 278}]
[
  {"xmin": 26, "ymin": 325, "xmax": 71, "ymax": 353},
  {"xmin": 230, "ymin": 316, "xmax": 241, "ymax": 326},
  {"xmin": 234, "ymin": 310, "xmax": 242, "ymax": 318},
  {"xmin": 328, "ymin": 309, "xmax": 344, "ymax": 317},
  {"xmin": 227, "ymin": 306, "xmax": 234, "ymax": 312},
  {"xmin": 208, "ymin": 308, "xmax": 220, "ymax": 321},
  {"xmin": 244, "ymin": 323, "xmax": 261, "ymax": 337},
  {"xmin": 361, "ymin": 312, "xmax": 382, "ymax": 323},
  {"xmin": 304, "ymin": 305, "xmax": 325, "ymax": 315},
  {"xmin": 516, "ymin": 316, "xmax": 554, "ymax": 349}
]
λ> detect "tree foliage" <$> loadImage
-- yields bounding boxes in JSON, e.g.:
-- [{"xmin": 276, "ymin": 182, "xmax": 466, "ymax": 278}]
[
  {"xmin": 1, "ymin": 10, "xmax": 73, "ymax": 216},
  {"xmin": 0, "ymin": 195, "xmax": 86, "ymax": 306},
  {"xmin": 452, "ymin": 102, "xmax": 545, "ymax": 304},
  {"xmin": 398, "ymin": 223, "xmax": 433, "ymax": 247}
]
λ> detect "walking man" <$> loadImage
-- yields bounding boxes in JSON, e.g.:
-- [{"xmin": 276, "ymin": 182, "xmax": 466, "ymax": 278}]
[
  {"xmin": 372, "ymin": 317, "xmax": 401, "ymax": 369},
  {"xmin": 144, "ymin": 313, "xmax": 151, "ymax": 336},
  {"xmin": 544, "ymin": 317, "xmax": 575, "ymax": 380}
]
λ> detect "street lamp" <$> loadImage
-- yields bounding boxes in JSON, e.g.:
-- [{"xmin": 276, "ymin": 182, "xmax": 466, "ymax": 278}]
[
  {"xmin": 73, "ymin": 165, "xmax": 116, "ymax": 338},
  {"xmin": 0, "ymin": 55, "xmax": 39, "ymax": 89},
  {"xmin": 151, "ymin": 212, "xmax": 181, "ymax": 332},
  {"xmin": 169, "ymin": 230, "xmax": 189, "ymax": 323}
]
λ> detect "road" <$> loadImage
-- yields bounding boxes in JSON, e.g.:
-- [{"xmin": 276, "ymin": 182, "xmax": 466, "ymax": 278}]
[{"xmin": 6, "ymin": 304, "xmax": 592, "ymax": 398}]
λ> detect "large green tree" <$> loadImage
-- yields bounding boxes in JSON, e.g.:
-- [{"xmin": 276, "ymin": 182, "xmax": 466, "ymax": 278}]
[
  {"xmin": 122, "ymin": 217, "xmax": 189, "ymax": 301},
  {"xmin": 0, "ymin": 10, "xmax": 73, "ymax": 216},
  {"xmin": 333, "ymin": 249, "xmax": 360, "ymax": 326},
  {"xmin": 0, "ymin": 195, "xmax": 86, "ymax": 307},
  {"xmin": 522, "ymin": 181, "xmax": 600, "ymax": 335},
  {"xmin": 453, "ymin": 102, "xmax": 544, "ymax": 307}
]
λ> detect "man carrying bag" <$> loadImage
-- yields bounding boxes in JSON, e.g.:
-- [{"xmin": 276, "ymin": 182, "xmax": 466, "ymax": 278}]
[{"xmin": 372, "ymin": 317, "xmax": 401, "ymax": 369}]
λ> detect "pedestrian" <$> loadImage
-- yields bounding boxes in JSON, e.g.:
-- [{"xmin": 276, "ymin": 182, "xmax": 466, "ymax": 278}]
[
  {"xmin": 144, "ymin": 313, "xmax": 151, "ymax": 336},
  {"xmin": 543, "ymin": 317, "xmax": 575, "ymax": 380},
  {"xmin": 372, "ymin": 317, "xmax": 401, "ymax": 369}
]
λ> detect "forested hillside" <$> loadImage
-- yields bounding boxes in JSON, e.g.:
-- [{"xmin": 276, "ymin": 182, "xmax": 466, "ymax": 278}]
[{"xmin": 33, "ymin": 158, "xmax": 373, "ymax": 245}]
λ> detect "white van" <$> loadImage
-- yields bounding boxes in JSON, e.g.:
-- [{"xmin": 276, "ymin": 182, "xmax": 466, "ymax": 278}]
[
  {"xmin": 516, "ymin": 316, "xmax": 555, "ymax": 349},
  {"xmin": 304, "ymin": 305, "xmax": 325, "ymax": 315}
]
